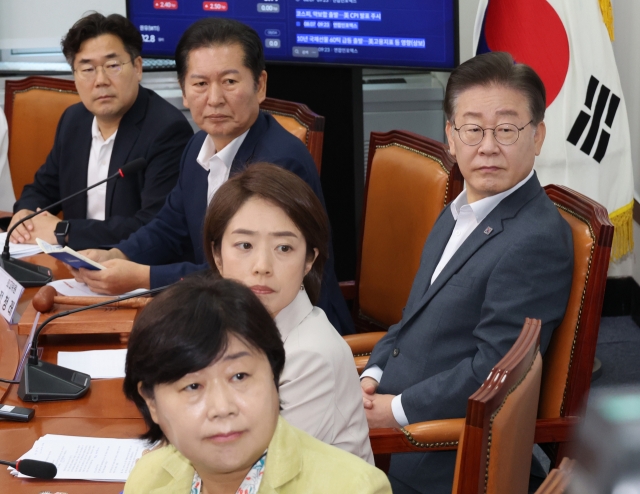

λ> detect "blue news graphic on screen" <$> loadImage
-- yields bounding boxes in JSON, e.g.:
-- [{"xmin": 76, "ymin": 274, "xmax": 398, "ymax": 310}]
[{"xmin": 126, "ymin": 0, "xmax": 457, "ymax": 69}]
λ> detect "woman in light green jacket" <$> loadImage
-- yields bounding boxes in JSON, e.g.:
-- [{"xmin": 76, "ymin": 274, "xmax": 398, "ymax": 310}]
[{"xmin": 122, "ymin": 277, "xmax": 391, "ymax": 494}]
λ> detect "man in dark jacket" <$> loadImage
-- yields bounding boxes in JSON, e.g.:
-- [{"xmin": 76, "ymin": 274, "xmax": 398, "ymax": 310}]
[
  {"xmin": 10, "ymin": 13, "xmax": 192, "ymax": 250},
  {"xmin": 361, "ymin": 52, "xmax": 574, "ymax": 493},
  {"xmin": 73, "ymin": 18, "xmax": 354, "ymax": 335}
]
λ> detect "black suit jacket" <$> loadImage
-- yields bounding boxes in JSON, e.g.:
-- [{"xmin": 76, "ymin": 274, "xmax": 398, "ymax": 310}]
[
  {"xmin": 14, "ymin": 86, "xmax": 193, "ymax": 250},
  {"xmin": 366, "ymin": 173, "xmax": 574, "ymax": 493},
  {"xmin": 116, "ymin": 111, "xmax": 355, "ymax": 335}
]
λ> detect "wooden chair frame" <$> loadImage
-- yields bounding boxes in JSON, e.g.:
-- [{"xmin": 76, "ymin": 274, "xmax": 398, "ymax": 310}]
[
  {"xmin": 4, "ymin": 76, "xmax": 77, "ymax": 135},
  {"xmin": 536, "ymin": 185, "xmax": 613, "ymax": 465},
  {"xmin": 340, "ymin": 130, "xmax": 464, "ymax": 333},
  {"xmin": 259, "ymin": 97, "xmax": 325, "ymax": 174},
  {"xmin": 534, "ymin": 457, "xmax": 575, "ymax": 494},
  {"xmin": 353, "ymin": 184, "xmax": 613, "ymax": 470},
  {"xmin": 454, "ymin": 318, "xmax": 542, "ymax": 494}
]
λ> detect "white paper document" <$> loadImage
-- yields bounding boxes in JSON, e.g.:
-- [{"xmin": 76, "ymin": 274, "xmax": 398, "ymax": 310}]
[
  {"xmin": 0, "ymin": 232, "xmax": 42, "ymax": 259},
  {"xmin": 57, "ymin": 349, "xmax": 127, "ymax": 379},
  {"xmin": 48, "ymin": 278, "xmax": 146, "ymax": 298},
  {"xmin": 8, "ymin": 434, "xmax": 153, "ymax": 481}
]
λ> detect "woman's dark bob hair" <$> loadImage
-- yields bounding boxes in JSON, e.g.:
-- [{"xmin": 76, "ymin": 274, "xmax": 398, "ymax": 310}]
[
  {"xmin": 123, "ymin": 276, "xmax": 286, "ymax": 443},
  {"xmin": 203, "ymin": 163, "xmax": 330, "ymax": 305}
]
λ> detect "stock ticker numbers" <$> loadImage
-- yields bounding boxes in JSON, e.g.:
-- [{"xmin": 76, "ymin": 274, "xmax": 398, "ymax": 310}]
[
  {"xmin": 153, "ymin": 0, "xmax": 178, "ymax": 10},
  {"xmin": 131, "ymin": 0, "xmax": 455, "ymax": 69},
  {"xmin": 203, "ymin": 2, "xmax": 229, "ymax": 11}
]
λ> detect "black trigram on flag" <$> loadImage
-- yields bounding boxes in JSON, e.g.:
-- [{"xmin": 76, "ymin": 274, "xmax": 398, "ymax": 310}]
[{"xmin": 567, "ymin": 75, "xmax": 620, "ymax": 163}]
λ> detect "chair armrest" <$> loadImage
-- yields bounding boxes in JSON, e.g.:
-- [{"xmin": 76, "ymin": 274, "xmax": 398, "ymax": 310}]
[
  {"xmin": 343, "ymin": 331, "xmax": 386, "ymax": 355},
  {"xmin": 339, "ymin": 280, "xmax": 356, "ymax": 300},
  {"xmin": 369, "ymin": 413, "xmax": 577, "ymax": 457},
  {"xmin": 354, "ymin": 355, "xmax": 370, "ymax": 374},
  {"xmin": 344, "ymin": 332, "xmax": 385, "ymax": 374},
  {"xmin": 534, "ymin": 416, "xmax": 580, "ymax": 443},
  {"xmin": 370, "ymin": 418, "xmax": 465, "ymax": 454}
]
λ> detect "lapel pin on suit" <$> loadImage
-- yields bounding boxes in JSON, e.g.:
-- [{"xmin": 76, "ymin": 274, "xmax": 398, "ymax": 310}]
[{"xmin": 484, "ymin": 227, "xmax": 493, "ymax": 235}]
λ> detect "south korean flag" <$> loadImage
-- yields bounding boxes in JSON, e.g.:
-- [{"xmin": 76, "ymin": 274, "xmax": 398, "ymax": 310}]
[{"xmin": 473, "ymin": 0, "xmax": 634, "ymax": 262}]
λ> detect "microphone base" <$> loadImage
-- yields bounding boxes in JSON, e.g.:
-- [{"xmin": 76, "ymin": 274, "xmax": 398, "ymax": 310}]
[
  {"xmin": 0, "ymin": 256, "xmax": 52, "ymax": 287},
  {"xmin": 18, "ymin": 360, "xmax": 90, "ymax": 402}
]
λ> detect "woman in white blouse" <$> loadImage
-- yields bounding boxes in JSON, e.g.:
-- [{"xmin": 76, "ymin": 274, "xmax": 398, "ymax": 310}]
[{"xmin": 203, "ymin": 163, "xmax": 373, "ymax": 464}]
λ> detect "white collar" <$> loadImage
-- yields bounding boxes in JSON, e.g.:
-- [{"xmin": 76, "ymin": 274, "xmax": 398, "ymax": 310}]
[
  {"xmin": 451, "ymin": 169, "xmax": 534, "ymax": 222},
  {"xmin": 196, "ymin": 130, "xmax": 249, "ymax": 171},
  {"xmin": 273, "ymin": 290, "xmax": 314, "ymax": 343},
  {"xmin": 91, "ymin": 117, "xmax": 118, "ymax": 144}
]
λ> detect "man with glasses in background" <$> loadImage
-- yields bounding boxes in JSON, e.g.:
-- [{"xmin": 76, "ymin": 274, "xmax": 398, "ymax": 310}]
[
  {"xmin": 360, "ymin": 52, "xmax": 574, "ymax": 493},
  {"xmin": 9, "ymin": 13, "xmax": 193, "ymax": 250}
]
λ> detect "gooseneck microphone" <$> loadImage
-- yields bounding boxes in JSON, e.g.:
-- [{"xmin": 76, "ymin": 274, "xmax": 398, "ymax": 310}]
[
  {"xmin": 0, "ymin": 458, "xmax": 58, "ymax": 479},
  {"xmin": 18, "ymin": 284, "xmax": 169, "ymax": 402},
  {"xmin": 0, "ymin": 158, "xmax": 147, "ymax": 287}
]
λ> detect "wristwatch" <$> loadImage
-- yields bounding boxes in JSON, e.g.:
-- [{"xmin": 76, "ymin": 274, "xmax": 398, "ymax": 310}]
[{"xmin": 54, "ymin": 221, "xmax": 70, "ymax": 247}]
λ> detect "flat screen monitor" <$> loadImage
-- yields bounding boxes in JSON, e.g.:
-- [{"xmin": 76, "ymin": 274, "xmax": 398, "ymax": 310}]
[{"xmin": 126, "ymin": 0, "xmax": 458, "ymax": 70}]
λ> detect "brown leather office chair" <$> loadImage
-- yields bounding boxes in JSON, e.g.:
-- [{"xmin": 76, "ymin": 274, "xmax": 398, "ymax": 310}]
[
  {"xmin": 260, "ymin": 97, "xmax": 325, "ymax": 174},
  {"xmin": 350, "ymin": 185, "xmax": 614, "ymax": 470},
  {"xmin": 534, "ymin": 457, "xmax": 575, "ymax": 494},
  {"xmin": 340, "ymin": 130, "xmax": 464, "ymax": 335},
  {"xmin": 369, "ymin": 319, "xmax": 542, "ymax": 493},
  {"xmin": 535, "ymin": 185, "xmax": 613, "ymax": 467},
  {"xmin": 4, "ymin": 76, "xmax": 80, "ymax": 200},
  {"xmin": 452, "ymin": 318, "xmax": 543, "ymax": 494}
]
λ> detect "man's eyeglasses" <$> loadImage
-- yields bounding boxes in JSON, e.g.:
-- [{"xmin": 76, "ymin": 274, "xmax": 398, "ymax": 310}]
[
  {"xmin": 453, "ymin": 120, "xmax": 533, "ymax": 146},
  {"xmin": 74, "ymin": 60, "xmax": 132, "ymax": 81}
]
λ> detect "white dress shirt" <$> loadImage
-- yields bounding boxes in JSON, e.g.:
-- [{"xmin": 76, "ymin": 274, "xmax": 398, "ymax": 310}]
[
  {"xmin": 275, "ymin": 290, "xmax": 374, "ymax": 464},
  {"xmin": 196, "ymin": 131, "xmax": 248, "ymax": 205},
  {"xmin": 86, "ymin": 117, "xmax": 117, "ymax": 221},
  {"xmin": 362, "ymin": 170, "xmax": 535, "ymax": 426}
]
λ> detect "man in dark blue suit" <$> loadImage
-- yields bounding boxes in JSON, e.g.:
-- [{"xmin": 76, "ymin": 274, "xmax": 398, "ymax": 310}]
[
  {"xmin": 10, "ymin": 13, "xmax": 192, "ymax": 250},
  {"xmin": 74, "ymin": 18, "xmax": 354, "ymax": 335},
  {"xmin": 360, "ymin": 53, "xmax": 574, "ymax": 492}
]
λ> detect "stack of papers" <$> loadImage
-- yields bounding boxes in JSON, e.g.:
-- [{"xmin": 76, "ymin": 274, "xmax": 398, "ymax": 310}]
[
  {"xmin": 0, "ymin": 232, "xmax": 42, "ymax": 258},
  {"xmin": 48, "ymin": 278, "xmax": 147, "ymax": 298},
  {"xmin": 8, "ymin": 434, "xmax": 153, "ymax": 481},
  {"xmin": 57, "ymin": 349, "xmax": 127, "ymax": 379}
]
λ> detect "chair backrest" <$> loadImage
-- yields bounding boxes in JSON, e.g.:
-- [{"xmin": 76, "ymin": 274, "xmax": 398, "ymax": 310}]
[
  {"xmin": 354, "ymin": 130, "xmax": 463, "ymax": 330},
  {"xmin": 537, "ymin": 185, "xmax": 613, "ymax": 421},
  {"xmin": 5, "ymin": 76, "xmax": 80, "ymax": 200},
  {"xmin": 453, "ymin": 318, "xmax": 543, "ymax": 494},
  {"xmin": 260, "ymin": 97, "xmax": 325, "ymax": 175}
]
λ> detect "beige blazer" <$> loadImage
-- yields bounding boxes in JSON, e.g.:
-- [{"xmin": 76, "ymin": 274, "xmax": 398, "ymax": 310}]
[
  {"xmin": 274, "ymin": 290, "xmax": 373, "ymax": 464},
  {"xmin": 124, "ymin": 416, "xmax": 391, "ymax": 494}
]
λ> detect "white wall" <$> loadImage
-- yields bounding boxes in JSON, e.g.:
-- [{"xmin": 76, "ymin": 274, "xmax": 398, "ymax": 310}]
[
  {"xmin": 610, "ymin": 1, "xmax": 640, "ymax": 281},
  {"xmin": 0, "ymin": 0, "xmax": 125, "ymax": 50},
  {"xmin": 612, "ymin": 1, "xmax": 640, "ymax": 203},
  {"xmin": 458, "ymin": 0, "xmax": 481, "ymax": 63}
]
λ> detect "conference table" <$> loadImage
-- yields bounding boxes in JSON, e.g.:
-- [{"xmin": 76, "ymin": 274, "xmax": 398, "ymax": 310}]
[{"xmin": 0, "ymin": 254, "xmax": 145, "ymax": 493}]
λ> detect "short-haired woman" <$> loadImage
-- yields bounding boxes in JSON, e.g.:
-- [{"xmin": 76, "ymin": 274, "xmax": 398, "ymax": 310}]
[
  {"xmin": 203, "ymin": 163, "xmax": 373, "ymax": 463},
  {"xmin": 123, "ymin": 277, "xmax": 390, "ymax": 493}
]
